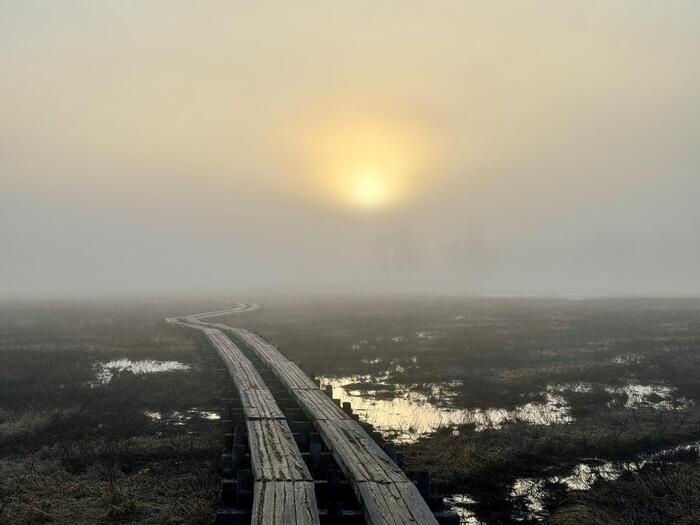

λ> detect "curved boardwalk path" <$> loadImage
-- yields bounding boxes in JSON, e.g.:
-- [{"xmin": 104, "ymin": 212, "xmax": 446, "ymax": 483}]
[
  {"xmin": 169, "ymin": 304, "xmax": 443, "ymax": 525},
  {"xmin": 169, "ymin": 312, "xmax": 320, "ymax": 525},
  {"xmin": 227, "ymin": 328, "xmax": 438, "ymax": 525}
]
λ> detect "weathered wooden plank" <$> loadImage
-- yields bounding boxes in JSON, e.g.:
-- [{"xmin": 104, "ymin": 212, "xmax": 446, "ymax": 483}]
[
  {"xmin": 228, "ymin": 328, "xmax": 319, "ymax": 390},
  {"xmin": 188, "ymin": 303, "xmax": 257, "ymax": 319},
  {"xmin": 239, "ymin": 387, "xmax": 285, "ymax": 420},
  {"xmin": 232, "ymin": 329, "xmax": 289, "ymax": 363},
  {"xmin": 357, "ymin": 482, "xmax": 437, "ymax": 525},
  {"xmin": 269, "ymin": 361, "xmax": 319, "ymax": 390},
  {"xmin": 252, "ymin": 481, "xmax": 320, "ymax": 525},
  {"xmin": 317, "ymin": 420, "xmax": 405, "ymax": 483},
  {"xmin": 214, "ymin": 342, "xmax": 265, "ymax": 387},
  {"xmin": 205, "ymin": 329, "xmax": 285, "ymax": 420},
  {"xmin": 295, "ymin": 390, "xmax": 351, "ymax": 421},
  {"xmin": 247, "ymin": 419, "xmax": 313, "ymax": 482}
]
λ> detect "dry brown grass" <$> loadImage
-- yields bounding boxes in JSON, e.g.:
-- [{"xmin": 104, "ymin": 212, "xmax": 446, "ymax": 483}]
[
  {"xmin": 0, "ymin": 301, "xmax": 224, "ymax": 524},
  {"xmin": 0, "ymin": 435, "xmax": 220, "ymax": 524},
  {"xmin": 550, "ymin": 463, "xmax": 700, "ymax": 525}
]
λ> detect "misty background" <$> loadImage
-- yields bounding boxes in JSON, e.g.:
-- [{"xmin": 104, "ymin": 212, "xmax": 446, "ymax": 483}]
[{"xmin": 1, "ymin": 1, "xmax": 699, "ymax": 297}]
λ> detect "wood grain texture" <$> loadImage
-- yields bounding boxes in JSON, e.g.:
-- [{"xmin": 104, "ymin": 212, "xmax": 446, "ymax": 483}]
[
  {"xmin": 357, "ymin": 482, "xmax": 438, "ymax": 525},
  {"xmin": 205, "ymin": 329, "xmax": 285, "ymax": 419},
  {"xmin": 247, "ymin": 419, "xmax": 313, "ymax": 482},
  {"xmin": 252, "ymin": 481, "xmax": 320, "ymax": 525},
  {"xmin": 295, "ymin": 390, "xmax": 351, "ymax": 421},
  {"xmin": 317, "ymin": 420, "xmax": 405, "ymax": 483},
  {"xmin": 228, "ymin": 328, "xmax": 318, "ymax": 390}
]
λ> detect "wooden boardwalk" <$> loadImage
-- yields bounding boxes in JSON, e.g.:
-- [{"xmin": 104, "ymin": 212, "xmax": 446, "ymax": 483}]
[
  {"xmin": 169, "ymin": 307, "xmax": 454, "ymax": 524},
  {"xmin": 195, "ymin": 325, "xmax": 321, "ymax": 525},
  {"xmin": 228, "ymin": 327, "xmax": 439, "ymax": 525}
]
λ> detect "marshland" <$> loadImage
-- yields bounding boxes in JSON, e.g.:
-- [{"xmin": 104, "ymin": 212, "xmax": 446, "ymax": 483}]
[{"xmin": 2, "ymin": 296, "xmax": 698, "ymax": 523}]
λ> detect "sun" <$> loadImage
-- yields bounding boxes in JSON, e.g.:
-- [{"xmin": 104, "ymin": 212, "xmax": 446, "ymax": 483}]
[
  {"xmin": 297, "ymin": 114, "xmax": 433, "ymax": 211},
  {"xmin": 351, "ymin": 168, "xmax": 390, "ymax": 207}
]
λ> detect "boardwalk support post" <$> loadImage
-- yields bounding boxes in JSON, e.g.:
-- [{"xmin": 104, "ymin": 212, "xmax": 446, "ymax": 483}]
[
  {"xmin": 327, "ymin": 469, "xmax": 343, "ymax": 520},
  {"xmin": 236, "ymin": 469, "xmax": 253, "ymax": 507},
  {"xmin": 221, "ymin": 478, "xmax": 236, "ymax": 506},
  {"xmin": 417, "ymin": 471, "xmax": 431, "ymax": 500},
  {"xmin": 232, "ymin": 444, "xmax": 245, "ymax": 470},
  {"xmin": 309, "ymin": 441, "xmax": 321, "ymax": 472},
  {"xmin": 222, "ymin": 453, "xmax": 233, "ymax": 477}
]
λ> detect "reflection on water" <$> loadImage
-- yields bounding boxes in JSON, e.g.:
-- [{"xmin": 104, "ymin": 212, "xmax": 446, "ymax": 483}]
[
  {"xmin": 612, "ymin": 353, "xmax": 645, "ymax": 365},
  {"xmin": 608, "ymin": 383, "xmax": 690, "ymax": 409},
  {"xmin": 143, "ymin": 408, "xmax": 220, "ymax": 424},
  {"xmin": 512, "ymin": 441, "xmax": 700, "ymax": 519},
  {"xmin": 444, "ymin": 494, "xmax": 482, "ymax": 524},
  {"xmin": 91, "ymin": 358, "xmax": 191, "ymax": 385},
  {"xmin": 553, "ymin": 381, "xmax": 689, "ymax": 410},
  {"xmin": 415, "ymin": 331, "xmax": 444, "ymax": 340},
  {"xmin": 318, "ymin": 375, "xmax": 572, "ymax": 442},
  {"xmin": 318, "ymin": 375, "xmax": 689, "ymax": 444}
]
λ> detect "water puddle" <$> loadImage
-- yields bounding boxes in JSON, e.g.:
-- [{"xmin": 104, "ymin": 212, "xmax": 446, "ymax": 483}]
[
  {"xmin": 90, "ymin": 358, "xmax": 191, "ymax": 385},
  {"xmin": 319, "ymin": 376, "xmax": 688, "ymax": 442},
  {"xmin": 143, "ymin": 408, "xmax": 220, "ymax": 424},
  {"xmin": 552, "ymin": 381, "xmax": 690, "ymax": 410},
  {"xmin": 606, "ymin": 383, "xmax": 690, "ymax": 409},
  {"xmin": 444, "ymin": 494, "xmax": 482, "ymax": 524},
  {"xmin": 415, "ymin": 331, "xmax": 443, "ymax": 340},
  {"xmin": 612, "ymin": 353, "xmax": 645, "ymax": 365},
  {"xmin": 511, "ymin": 441, "xmax": 700, "ymax": 519},
  {"xmin": 319, "ymin": 376, "xmax": 572, "ymax": 442}
]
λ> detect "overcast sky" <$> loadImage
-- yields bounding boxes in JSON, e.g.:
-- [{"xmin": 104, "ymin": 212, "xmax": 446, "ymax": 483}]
[{"xmin": 2, "ymin": 1, "xmax": 699, "ymax": 297}]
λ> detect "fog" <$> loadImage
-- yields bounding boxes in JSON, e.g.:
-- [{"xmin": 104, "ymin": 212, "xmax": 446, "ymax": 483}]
[{"xmin": 2, "ymin": 2, "xmax": 699, "ymax": 297}]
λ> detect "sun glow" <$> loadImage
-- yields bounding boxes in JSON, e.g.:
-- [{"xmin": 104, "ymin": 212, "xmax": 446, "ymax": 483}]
[
  {"xmin": 300, "ymin": 115, "xmax": 433, "ymax": 210},
  {"xmin": 352, "ymin": 168, "xmax": 389, "ymax": 207}
]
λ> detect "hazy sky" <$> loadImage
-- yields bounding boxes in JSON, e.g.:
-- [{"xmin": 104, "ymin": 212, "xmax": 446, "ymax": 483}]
[{"xmin": 2, "ymin": 1, "xmax": 699, "ymax": 297}]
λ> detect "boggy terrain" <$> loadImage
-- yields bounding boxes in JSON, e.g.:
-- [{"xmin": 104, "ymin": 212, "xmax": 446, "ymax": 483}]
[
  {"xmin": 1, "ymin": 296, "xmax": 699, "ymax": 524},
  {"xmin": 0, "ymin": 300, "xmax": 223, "ymax": 523},
  {"xmin": 235, "ymin": 296, "xmax": 700, "ymax": 524}
]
